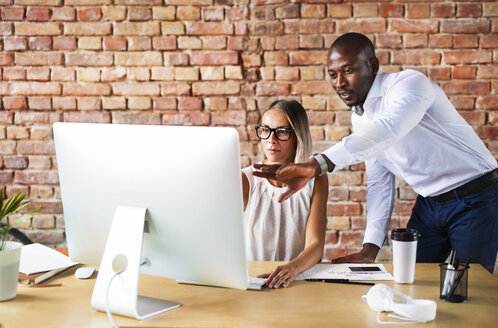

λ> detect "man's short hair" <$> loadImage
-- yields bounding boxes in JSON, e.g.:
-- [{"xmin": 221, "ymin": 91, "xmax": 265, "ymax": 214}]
[{"xmin": 330, "ymin": 33, "xmax": 376, "ymax": 62}]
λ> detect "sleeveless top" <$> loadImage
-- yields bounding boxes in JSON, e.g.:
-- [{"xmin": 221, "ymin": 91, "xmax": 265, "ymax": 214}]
[{"xmin": 242, "ymin": 165, "xmax": 315, "ymax": 261}]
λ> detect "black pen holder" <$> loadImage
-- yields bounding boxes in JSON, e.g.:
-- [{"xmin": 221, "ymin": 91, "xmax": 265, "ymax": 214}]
[{"xmin": 439, "ymin": 263, "xmax": 469, "ymax": 303}]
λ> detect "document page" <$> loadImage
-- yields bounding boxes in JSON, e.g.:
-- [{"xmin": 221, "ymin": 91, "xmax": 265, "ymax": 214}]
[
  {"xmin": 296, "ymin": 263, "xmax": 393, "ymax": 281},
  {"xmin": 19, "ymin": 243, "xmax": 78, "ymax": 275}
]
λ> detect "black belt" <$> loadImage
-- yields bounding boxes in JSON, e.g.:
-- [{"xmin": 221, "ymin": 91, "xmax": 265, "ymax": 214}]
[{"xmin": 428, "ymin": 169, "xmax": 497, "ymax": 202}]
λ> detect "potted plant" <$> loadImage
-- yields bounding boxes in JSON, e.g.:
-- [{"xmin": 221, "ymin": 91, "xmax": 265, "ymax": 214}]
[{"xmin": 0, "ymin": 190, "xmax": 39, "ymax": 301}]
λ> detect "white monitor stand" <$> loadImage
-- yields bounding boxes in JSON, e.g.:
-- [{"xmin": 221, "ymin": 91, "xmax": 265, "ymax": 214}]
[{"xmin": 91, "ymin": 206, "xmax": 181, "ymax": 320}]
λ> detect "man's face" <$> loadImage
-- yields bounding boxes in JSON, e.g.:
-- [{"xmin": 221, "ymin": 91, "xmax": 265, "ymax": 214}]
[{"xmin": 327, "ymin": 46, "xmax": 378, "ymax": 107}]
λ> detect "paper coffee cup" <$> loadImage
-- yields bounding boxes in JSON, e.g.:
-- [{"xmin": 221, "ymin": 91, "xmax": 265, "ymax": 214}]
[{"xmin": 391, "ymin": 229, "xmax": 418, "ymax": 284}]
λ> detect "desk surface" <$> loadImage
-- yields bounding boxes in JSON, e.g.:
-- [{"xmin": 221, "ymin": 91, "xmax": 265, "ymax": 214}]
[{"xmin": 1, "ymin": 262, "xmax": 497, "ymax": 328}]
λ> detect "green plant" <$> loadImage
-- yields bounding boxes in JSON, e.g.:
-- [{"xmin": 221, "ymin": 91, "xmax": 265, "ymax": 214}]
[{"xmin": 0, "ymin": 190, "xmax": 40, "ymax": 251}]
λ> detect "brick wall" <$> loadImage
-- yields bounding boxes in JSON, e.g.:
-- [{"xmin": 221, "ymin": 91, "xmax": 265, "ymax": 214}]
[{"xmin": 1, "ymin": 1, "xmax": 497, "ymax": 269}]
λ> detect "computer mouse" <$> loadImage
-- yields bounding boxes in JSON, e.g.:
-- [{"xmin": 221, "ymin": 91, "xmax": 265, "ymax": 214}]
[{"xmin": 75, "ymin": 267, "xmax": 96, "ymax": 279}]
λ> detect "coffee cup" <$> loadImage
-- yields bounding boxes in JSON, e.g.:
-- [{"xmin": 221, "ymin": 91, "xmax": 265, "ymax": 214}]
[{"xmin": 391, "ymin": 229, "xmax": 418, "ymax": 284}]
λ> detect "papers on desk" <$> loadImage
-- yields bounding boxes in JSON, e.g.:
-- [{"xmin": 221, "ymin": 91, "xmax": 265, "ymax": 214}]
[
  {"xmin": 19, "ymin": 243, "xmax": 78, "ymax": 275},
  {"xmin": 296, "ymin": 263, "xmax": 393, "ymax": 281}
]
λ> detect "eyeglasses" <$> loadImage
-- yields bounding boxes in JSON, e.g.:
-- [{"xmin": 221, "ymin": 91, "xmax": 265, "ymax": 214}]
[{"xmin": 255, "ymin": 125, "xmax": 293, "ymax": 141}]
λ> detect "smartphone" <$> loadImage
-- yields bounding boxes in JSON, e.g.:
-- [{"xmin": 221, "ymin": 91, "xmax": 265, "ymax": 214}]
[{"xmin": 349, "ymin": 266, "xmax": 382, "ymax": 272}]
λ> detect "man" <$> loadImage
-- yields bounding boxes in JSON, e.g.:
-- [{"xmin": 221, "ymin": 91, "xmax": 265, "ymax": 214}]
[{"xmin": 253, "ymin": 33, "xmax": 498, "ymax": 273}]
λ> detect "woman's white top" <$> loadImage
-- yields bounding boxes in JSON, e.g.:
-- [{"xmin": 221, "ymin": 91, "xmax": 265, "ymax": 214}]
[{"xmin": 242, "ymin": 165, "xmax": 315, "ymax": 261}]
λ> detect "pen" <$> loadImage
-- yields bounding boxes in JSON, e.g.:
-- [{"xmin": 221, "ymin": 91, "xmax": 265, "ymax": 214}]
[{"xmin": 305, "ymin": 279, "xmax": 374, "ymax": 286}]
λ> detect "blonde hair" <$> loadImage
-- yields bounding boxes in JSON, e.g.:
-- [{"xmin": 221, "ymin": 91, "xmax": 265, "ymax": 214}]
[{"xmin": 265, "ymin": 100, "xmax": 313, "ymax": 163}]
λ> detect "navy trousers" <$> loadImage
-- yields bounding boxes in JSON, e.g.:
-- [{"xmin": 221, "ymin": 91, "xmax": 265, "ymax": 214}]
[{"xmin": 407, "ymin": 176, "xmax": 498, "ymax": 273}]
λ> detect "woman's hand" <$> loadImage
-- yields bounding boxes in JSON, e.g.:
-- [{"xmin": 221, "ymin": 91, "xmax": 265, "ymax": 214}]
[{"xmin": 258, "ymin": 263, "xmax": 298, "ymax": 288}]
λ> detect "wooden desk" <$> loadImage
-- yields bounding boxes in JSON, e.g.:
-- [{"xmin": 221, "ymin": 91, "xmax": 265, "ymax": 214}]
[{"xmin": 1, "ymin": 262, "xmax": 497, "ymax": 327}]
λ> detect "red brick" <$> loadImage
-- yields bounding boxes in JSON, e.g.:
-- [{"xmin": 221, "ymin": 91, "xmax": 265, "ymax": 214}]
[
  {"xmin": 301, "ymin": 4, "xmax": 326, "ymax": 18},
  {"xmin": 476, "ymin": 126, "xmax": 498, "ymax": 140},
  {"xmin": 160, "ymin": 82, "xmax": 190, "ymax": 96},
  {"xmin": 226, "ymin": 7, "xmax": 246, "ymax": 21},
  {"xmin": 192, "ymin": 81, "xmax": 239, "ymax": 96},
  {"xmin": 53, "ymin": 36, "xmax": 76, "ymax": 50},
  {"xmin": 275, "ymin": 4, "xmax": 299, "ymax": 19},
  {"xmin": 11, "ymin": 82, "xmax": 61, "ymax": 96},
  {"xmin": 0, "ymin": 52, "xmax": 12, "ymax": 66},
  {"xmin": 477, "ymin": 65, "xmax": 498, "ymax": 79},
  {"xmin": 1, "ymin": 7, "xmax": 24, "ymax": 21},
  {"xmin": 453, "ymin": 66, "xmax": 477, "ymax": 79},
  {"xmin": 406, "ymin": 4, "xmax": 429, "ymax": 18},
  {"xmin": 457, "ymin": 3, "xmax": 481, "ymax": 18},
  {"xmin": 349, "ymin": 187, "xmax": 367, "ymax": 202},
  {"xmin": 353, "ymin": 3, "xmax": 377, "ymax": 18},
  {"xmin": 291, "ymin": 81, "xmax": 332, "ymax": 95},
  {"xmin": 289, "ymin": 50, "xmax": 327, "ymax": 65},
  {"xmin": 26, "ymin": 8, "xmax": 50, "ymax": 21},
  {"xmin": 339, "ymin": 231, "xmax": 364, "ymax": 246},
  {"xmin": 429, "ymin": 34, "xmax": 453, "ymax": 48},
  {"xmin": 392, "ymin": 50, "xmax": 441, "ymax": 65},
  {"xmin": 162, "ymin": 112, "xmax": 210, "ymax": 126},
  {"xmin": 66, "ymin": 52, "xmax": 113, "ymax": 66},
  {"xmin": 53, "ymin": 97, "xmax": 76, "ymax": 110},
  {"xmin": 234, "ymin": 22, "xmax": 247, "ymax": 35},
  {"xmin": 29, "ymin": 36, "xmax": 52, "ymax": 50},
  {"xmin": 443, "ymin": 50, "xmax": 491, "ymax": 65},
  {"xmin": 449, "ymin": 96, "xmax": 475, "ymax": 110},
  {"xmin": 28, "ymin": 96, "xmax": 51, "ymax": 110},
  {"xmin": 111, "ymin": 82, "xmax": 159, "ymax": 96},
  {"xmin": 3, "ymin": 156, "xmax": 28, "ymax": 170},
  {"xmin": 428, "ymin": 67, "xmax": 451, "ymax": 81},
  {"xmin": 202, "ymin": 7, "xmax": 224, "ymax": 21},
  {"xmin": 3, "ymin": 67, "xmax": 25, "ymax": 80},
  {"xmin": 251, "ymin": 21, "xmax": 283, "ymax": 35},
  {"xmin": 274, "ymin": 35, "xmax": 298, "ymax": 50},
  {"xmin": 454, "ymin": 35, "xmax": 478, "ymax": 48},
  {"xmin": 152, "ymin": 97, "xmax": 176, "ymax": 110},
  {"xmin": 27, "ymin": 67, "xmax": 50, "ymax": 81},
  {"xmin": 253, "ymin": 7, "xmax": 275, "ymax": 20},
  {"xmin": 377, "ymin": 34, "xmax": 402, "ymax": 49},
  {"xmin": 404, "ymin": 34, "xmax": 427, "ymax": 48},
  {"xmin": 0, "ymin": 22, "xmax": 12, "ymax": 35},
  {"xmin": 480, "ymin": 35, "xmax": 498, "ymax": 49},
  {"xmin": 190, "ymin": 51, "xmax": 238, "ymax": 66},
  {"xmin": 327, "ymin": 4, "xmax": 351, "ymax": 18},
  {"xmin": 336, "ymin": 19, "xmax": 386, "ymax": 34},
  {"xmin": 16, "ymin": 22, "xmax": 61, "ymax": 36},
  {"xmin": 186, "ymin": 22, "xmax": 233, "ymax": 35},
  {"xmin": 441, "ymin": 81, "xmax": 489, "ymax": 95},
  {"xmin": 327, "ymin": 203, "xmax": 361, "ymax": 216},
  {"xmin": 459, "ymin": 111, "xmax": 486, "ymax": 125},
  {"xmin": 299, "ymin": 34, "xmax": 323, "ymax": 49},
  {"xmin": 52, "ymin": 7, "xmax": 75, "ymax": 21},
  {"xmin": 211, "ymin": 110, "xmax": 246, "ymax": 126},
  {"xmin": 255, "ymin": 82, "xmax": 289, "ymax": 96},
  {"xmin": 63, "ymin": 111, "xmax": 111, "ymax": 124},
  {"xmin": 3, "ymin": 96, "xmax": 27, "ymax": 110},
  {"xmin": 263, "ymin": 51, "xmax": 288, "ymax": 66},
  {"xmin": 63, "ymin": 83, "xmax": 110, "ymax": 96},
  {"xmin": 3, "ymin": 37, "xmax": 28, "ymax": 51},
  {"xmin": 201, "ymin": 36, "xmax": 226, "ymax": 50},
  {"xmin": 103, "ymin": 36, "xmax": 126, "ymax": 50},
  {"xmin": 379, "ymin": 4, "xmax": 403, "ymax": 18},
  {"xmin": 310, "ymin": 112, "xmax": 335, "ymax": 128},
  {"xmin": 390, "ymin": 19, "xmax": 438, "ymax": 33},
  {"xmin": 275, "ymin": 67, "xmax": 299, "ymax": 81},
  {"xmin": 441, "ymin": 20, "xmax": 489, "ymax": 33},
  {"xmin": 431, "ymin": 3, "xmax": 455, "ymax": 18},
  {"xmin": 476, "ymin": 96, "xmax": 498, "ymax": 110},
  {"xmin": 77, "ymin": 8, "xmax": 102, "ymax": 21},
  {"xmin": 178, "ymin": 97, "xmax": 202, "ymax": 111},
  {"xmin": 129, "ymin": 7, "xmax": 152, "ymax": 21}
]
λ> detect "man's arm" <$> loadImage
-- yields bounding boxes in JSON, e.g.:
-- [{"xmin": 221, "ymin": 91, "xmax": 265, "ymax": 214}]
[{"xmin": 331, "ymin": 158, "xmax": 395, "ymax": 263}]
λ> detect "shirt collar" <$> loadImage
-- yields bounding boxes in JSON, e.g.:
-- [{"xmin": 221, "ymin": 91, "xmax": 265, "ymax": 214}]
[{"xmin": 363, "ymin": 70, "xmax": 384, "ymax": 108}]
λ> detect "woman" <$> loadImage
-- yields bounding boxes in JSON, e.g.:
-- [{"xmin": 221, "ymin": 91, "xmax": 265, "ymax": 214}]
[{"xmin": 242, "ymin": 100, "xmax": 328, "ymax": 288}]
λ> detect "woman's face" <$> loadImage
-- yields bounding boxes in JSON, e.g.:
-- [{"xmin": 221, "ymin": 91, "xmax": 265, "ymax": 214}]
[{"xmin": 260, "ymin": 109, "xmax": 297, "ymax": 165}]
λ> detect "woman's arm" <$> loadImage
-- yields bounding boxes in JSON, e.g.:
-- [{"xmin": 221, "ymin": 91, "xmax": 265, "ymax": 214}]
[{"xmin": 262, "ymin": 174, "xmax": 328, "ymax": 288}]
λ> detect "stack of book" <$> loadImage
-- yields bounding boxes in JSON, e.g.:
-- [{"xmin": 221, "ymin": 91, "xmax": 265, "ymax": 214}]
[{"xmin": 18, "ymin": 243, "xmax": 78, "ymax": 285}]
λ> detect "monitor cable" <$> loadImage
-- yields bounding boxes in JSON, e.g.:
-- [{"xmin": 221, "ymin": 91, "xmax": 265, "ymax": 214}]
[{"xmin": 105, "ymin": 268, "xmax": 125, "ymax": 328}]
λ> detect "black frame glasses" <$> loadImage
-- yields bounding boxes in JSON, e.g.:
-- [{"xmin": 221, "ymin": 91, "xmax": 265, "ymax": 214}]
[{"xmin": 255, "ymin": 125, "xmax": 293, "ymax": 141}]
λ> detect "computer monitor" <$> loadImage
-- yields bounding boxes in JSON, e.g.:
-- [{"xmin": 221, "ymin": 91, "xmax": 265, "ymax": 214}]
[{"xmin": 53, "ymin": 122, "xmax": 249, "ymax": 320}]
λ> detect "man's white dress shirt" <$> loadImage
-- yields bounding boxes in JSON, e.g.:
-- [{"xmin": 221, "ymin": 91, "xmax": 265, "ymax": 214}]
[{"xmin": 322, "ymin": 69, "xmax": 497, "ymax": 248}]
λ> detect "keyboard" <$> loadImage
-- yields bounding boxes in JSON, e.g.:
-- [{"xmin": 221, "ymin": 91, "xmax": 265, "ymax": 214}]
[{"xmin": 248, "ymin": 276, "xmax": 267, "ymax": 290}]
